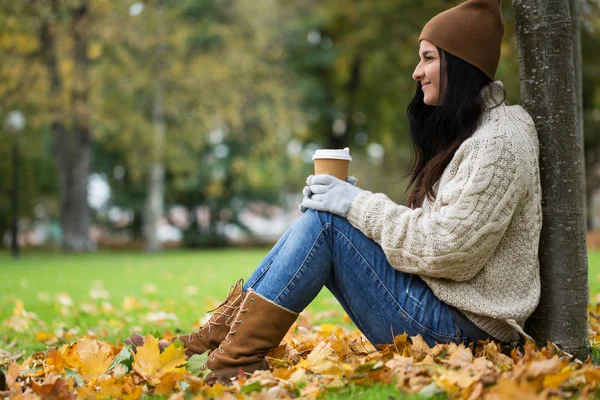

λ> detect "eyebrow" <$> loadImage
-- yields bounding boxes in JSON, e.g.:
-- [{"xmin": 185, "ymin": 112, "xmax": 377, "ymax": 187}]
[{"xmin": 420, "ymin": 50, "xmax": 435, "ymax": 57}]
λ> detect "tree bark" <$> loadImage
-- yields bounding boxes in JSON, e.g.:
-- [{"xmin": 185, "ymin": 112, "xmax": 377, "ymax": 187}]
[
  {"xmin": 142, "ymin": 1, "xmax": 167, "ymax": 253},
  {"xmin": 514, "ymin": 0, "xmax": 589, "ymax": 358},
  {"xmin": 41, "ymin": 0, "xmax": 93, "ymax": 252}
]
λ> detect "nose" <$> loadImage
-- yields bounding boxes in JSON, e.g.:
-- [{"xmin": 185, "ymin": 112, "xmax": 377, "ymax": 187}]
[{"xmin": 412, "ymin": 62, "xmax": 424, "ymax": 82}]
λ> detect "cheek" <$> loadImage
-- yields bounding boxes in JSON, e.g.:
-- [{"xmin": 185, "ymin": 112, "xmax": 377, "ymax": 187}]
[{"xmin": 428, "ymin": 66, "xmax": 440, "ymax": 89}]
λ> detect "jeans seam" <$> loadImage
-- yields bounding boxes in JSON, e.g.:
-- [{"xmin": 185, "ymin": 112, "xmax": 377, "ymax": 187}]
[
  {"xmin": 273, "ymin": 226, "xmax": 327, "ymax": 304},
  {"xmin": 247, "ymin": 260, "xmax": 273, "ymax": 289},
  {"xmin": 331, "ymin": 224, "xmax": 458, "ymax": 343}
]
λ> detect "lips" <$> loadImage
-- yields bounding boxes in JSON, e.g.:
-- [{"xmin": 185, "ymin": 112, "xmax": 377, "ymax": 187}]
[{"xmin": 422, "ymin": 82, "xmax": 431, "ymax": 88}]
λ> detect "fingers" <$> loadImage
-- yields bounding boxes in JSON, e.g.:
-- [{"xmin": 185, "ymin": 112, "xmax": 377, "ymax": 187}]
[
  {"xmin": 306, "ymin": 175, "xmax": 314, "ymax": 185},
  {"xmin": 311, "ymin": 174, "xmax": 340, "ymax": 185},
  {"xmin": 309, "ymin": 185, "xmax": 328, "ymax": 195},
  {"xmin": 301, "ymin": 197, "xmax": 325, "ymax": 212},
  {"xmin": 347, "ymin": 176, "xmax": 357, "ymax": 186},
  {"xmin": 302, "ymin": 186, "xmax": 312, "ymax": 197}
]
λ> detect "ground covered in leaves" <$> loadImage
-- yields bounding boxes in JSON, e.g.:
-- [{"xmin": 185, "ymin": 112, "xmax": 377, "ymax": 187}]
[{"xmin": 3, "ymin": 298, "xmax": 600, "ymax": 399}]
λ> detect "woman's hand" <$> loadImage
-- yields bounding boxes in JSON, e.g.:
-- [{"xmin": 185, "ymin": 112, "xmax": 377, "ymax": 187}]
[
  {"xmin": 299, "ymin": 174, "xmax": 361, "ymax": 217},
  {"xmin": 299, "ymin": 175, "xmax": 358, "ymax": 213}
]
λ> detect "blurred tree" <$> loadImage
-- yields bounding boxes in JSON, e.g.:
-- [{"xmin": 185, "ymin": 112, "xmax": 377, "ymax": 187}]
[
  {"xmin": 0, "ymin": 2, "xmax": 58, "ymax": 248},
  {"xmin": 93, "ymin": 0, "xmax": 305, "ymax": 247},
  {"xmin": 38, "ymin": 0, "xmax": 94, "ymax": 252}
]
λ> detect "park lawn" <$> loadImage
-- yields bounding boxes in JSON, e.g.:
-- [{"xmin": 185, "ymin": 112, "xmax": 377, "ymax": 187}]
[
  {"xmin": 0, "ymin": 249, "xmax": 346, "ymax": 353},
  {"xmin": 1, "ymin": 248, "xmax": 599, "ymax": 399}
]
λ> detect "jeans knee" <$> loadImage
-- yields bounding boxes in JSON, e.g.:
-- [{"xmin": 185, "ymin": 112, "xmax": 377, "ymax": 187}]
[{"xmin": 304, "ymin": 209, "xmax": 332, "ymax": 227}]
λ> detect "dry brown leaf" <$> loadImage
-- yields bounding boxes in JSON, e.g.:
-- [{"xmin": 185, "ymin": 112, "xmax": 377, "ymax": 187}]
[
  {"xmin": 5, "ymin": 362, "xmax": 22, "ymax": 395},
  {"xmin": 446, "ymin": 345, "xmax": 473, "ymax": 369},
  {"xmin": 299, "ymin": 340, "xmax": 346, "ymax": 376},
  {"xmin": 435, "ymin": 368, "xmax": 479, "ymax": 392},
  {"xmin": 31, "ymin": 374, "xmax": 76, "ymax": 400},
  {"xmin": 484, "ymin": 378, "xmax": 540, "ymax": 400},
  {"xmin": 410, "ymin": 335, "xmax": 431, "ymax": 361},
  {"xmin": 524, "ymin": 357, "xmax": 563, "ymax": 379}
]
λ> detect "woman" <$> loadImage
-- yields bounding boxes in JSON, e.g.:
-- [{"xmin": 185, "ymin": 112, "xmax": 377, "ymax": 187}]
[{"xmin": 129, "ymin": 0, "xmax": 542, "ymax": 383}]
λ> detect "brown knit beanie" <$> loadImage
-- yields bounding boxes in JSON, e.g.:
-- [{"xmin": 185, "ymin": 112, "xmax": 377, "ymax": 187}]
[{"xmin": 419, "ymin": 0, "xmax": 505, "ymax": 79}]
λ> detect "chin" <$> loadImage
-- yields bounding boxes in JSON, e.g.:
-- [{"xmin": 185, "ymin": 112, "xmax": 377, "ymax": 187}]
[{"xmin": 423, "ymin": 96, "xmax": 438, "ymax": 106}]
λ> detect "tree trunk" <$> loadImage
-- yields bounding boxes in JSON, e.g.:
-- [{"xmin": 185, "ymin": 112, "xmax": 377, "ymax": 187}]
[
  {"xmin": 143, "ymin": 79, "xmax": 166, "ymax": 252},
  {"xmin": 514, "ymin": 0, "xmax": 589, "ymax": 358},
  {"xmin": 142, "ymin": 2, "xmax": 167, "ymax": 253},
  {"xmin": 41, "ymin": 0, "xmax": 93, "ymax": 252}
]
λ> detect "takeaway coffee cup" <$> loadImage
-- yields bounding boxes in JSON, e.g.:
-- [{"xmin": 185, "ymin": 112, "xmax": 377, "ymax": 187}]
[{"xmin": 312, "ymin": 147, "xmax": 352, "ymax": 181}]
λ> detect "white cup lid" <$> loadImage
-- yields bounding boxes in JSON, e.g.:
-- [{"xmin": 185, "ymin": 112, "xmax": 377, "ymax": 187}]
[{"xmin": 312, "ymin": 147, "xmax": 352, "ymax": 161}]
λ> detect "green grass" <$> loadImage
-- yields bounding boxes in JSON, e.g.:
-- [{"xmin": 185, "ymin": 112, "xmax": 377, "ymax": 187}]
[
  {"xmin": 589, "ymin": 251, "xmax": 600, "ymax": 296},
  {"xmin": 0, "ymin": 249, "xmax": 344, "ymax": 353}
]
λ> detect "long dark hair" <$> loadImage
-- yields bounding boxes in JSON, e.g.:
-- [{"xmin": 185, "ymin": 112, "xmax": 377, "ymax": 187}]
[{"xmin": 405, "ymin": 47, "xmax": 505, "ymax": 208}]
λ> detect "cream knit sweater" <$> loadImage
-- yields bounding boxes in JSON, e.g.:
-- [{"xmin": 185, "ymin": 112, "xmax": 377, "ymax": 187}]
[{"xmin": 347, "ymin": 81, "xmax": 542, "ymax": 343}]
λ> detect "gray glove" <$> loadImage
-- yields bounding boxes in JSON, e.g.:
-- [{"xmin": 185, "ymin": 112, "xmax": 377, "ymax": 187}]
[
  {"xmin": 299, "ymin": 175, "xmax": 357, "ymax": 213},
  {"xmin": 300, "ymin": 174, "xmax": 362, "ymax": 218}
]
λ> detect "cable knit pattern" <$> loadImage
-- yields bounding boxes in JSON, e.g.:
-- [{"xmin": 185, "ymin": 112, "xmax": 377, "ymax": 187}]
[{"xmin": 346, "ymin": 81, "xmax": 542, "ymax": 343}]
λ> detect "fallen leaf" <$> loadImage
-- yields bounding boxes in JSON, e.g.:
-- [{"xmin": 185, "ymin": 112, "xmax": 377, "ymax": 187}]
[
  {"xmin": 133, "ymin": 334, "xmax": 186, "ymax": 385},
  {"xmin": 75, "ymin": 338, "xmax": 114, "ymax": 377},
  {"xmin": 410, "ymin": 335, "xmax": 431, "ymax": 361},
  {"xmin": 299, "ymin": 341, "xmax": 346, "ymax": 376}
]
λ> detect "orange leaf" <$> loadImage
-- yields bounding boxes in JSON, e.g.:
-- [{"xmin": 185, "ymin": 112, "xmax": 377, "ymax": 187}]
[{"xmin": 44, "ymin": 348, "xmax": 65, "ymax": 374}]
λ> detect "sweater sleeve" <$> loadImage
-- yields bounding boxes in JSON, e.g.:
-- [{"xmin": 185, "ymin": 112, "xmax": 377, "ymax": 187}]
[{"xmin": 346, "ymin": 135, "xmax": 527, "ymax": 281}]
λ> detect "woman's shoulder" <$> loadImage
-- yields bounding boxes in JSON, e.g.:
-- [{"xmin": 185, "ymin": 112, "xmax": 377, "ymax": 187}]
[
  {"xmin": 476, "ymin": 103, "xmax": 537, "ymax": 141},
  {"xmin": 472, "ymin": 103, "xmax": 539, "ymax": 165}
]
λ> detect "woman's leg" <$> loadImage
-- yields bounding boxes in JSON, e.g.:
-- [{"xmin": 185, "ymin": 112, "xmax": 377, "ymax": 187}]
[
  {"xmin": 246, "ymin": 209, "xmax": 469, "ymax": 347},
  {"xmin": 244, "ymin": 218, "xmax": 297, "ymax": 288}
]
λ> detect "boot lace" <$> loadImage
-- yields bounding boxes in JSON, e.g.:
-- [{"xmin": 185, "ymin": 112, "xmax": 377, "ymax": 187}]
[{"xmin": 196, "ymin": 278, "xmax": 245, "ymax": 335}]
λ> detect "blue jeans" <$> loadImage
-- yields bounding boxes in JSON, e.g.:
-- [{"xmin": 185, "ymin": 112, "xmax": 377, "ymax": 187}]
[{"xmin": 244, "ymin": 210, "xmax": 469, "ymax": 347}]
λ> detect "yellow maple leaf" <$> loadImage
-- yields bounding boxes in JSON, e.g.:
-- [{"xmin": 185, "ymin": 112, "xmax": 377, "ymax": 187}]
[
  {"xmin": 76, "ymin": 338, "xmax": 115, "ymax": 377},
  {"xmin": 543, "ymin": 367, "xmax": 571, "ymax": 389},
  {"xmin": 133, "ymin": 334, "xmax": 186, "ymax": 385}
]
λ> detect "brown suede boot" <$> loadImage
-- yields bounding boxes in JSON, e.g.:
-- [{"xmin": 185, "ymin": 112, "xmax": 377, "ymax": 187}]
[
  {"xmin": 203, "ymin": 289, "xmax": 298, "ymax": 383},
  {"xmin": 174, "ymin": 279, "xmax": 245, "ymax": 357}
]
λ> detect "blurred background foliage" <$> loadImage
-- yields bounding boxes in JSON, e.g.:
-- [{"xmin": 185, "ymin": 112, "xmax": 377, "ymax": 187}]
[{"xmin": 1, "ymin": 0, "xmax": 600, "ymax": 249}]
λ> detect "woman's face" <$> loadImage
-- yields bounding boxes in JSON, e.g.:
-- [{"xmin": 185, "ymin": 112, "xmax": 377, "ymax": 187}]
[{"xmin": 412, "ymin": 40, "xmax": 442, "ymax": 106}]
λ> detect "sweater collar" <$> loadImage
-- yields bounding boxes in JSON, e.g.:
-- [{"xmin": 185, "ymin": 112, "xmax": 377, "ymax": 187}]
[{"xmin": 480, "ymin": 80, "xmax": 505, "ymax": 110}]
